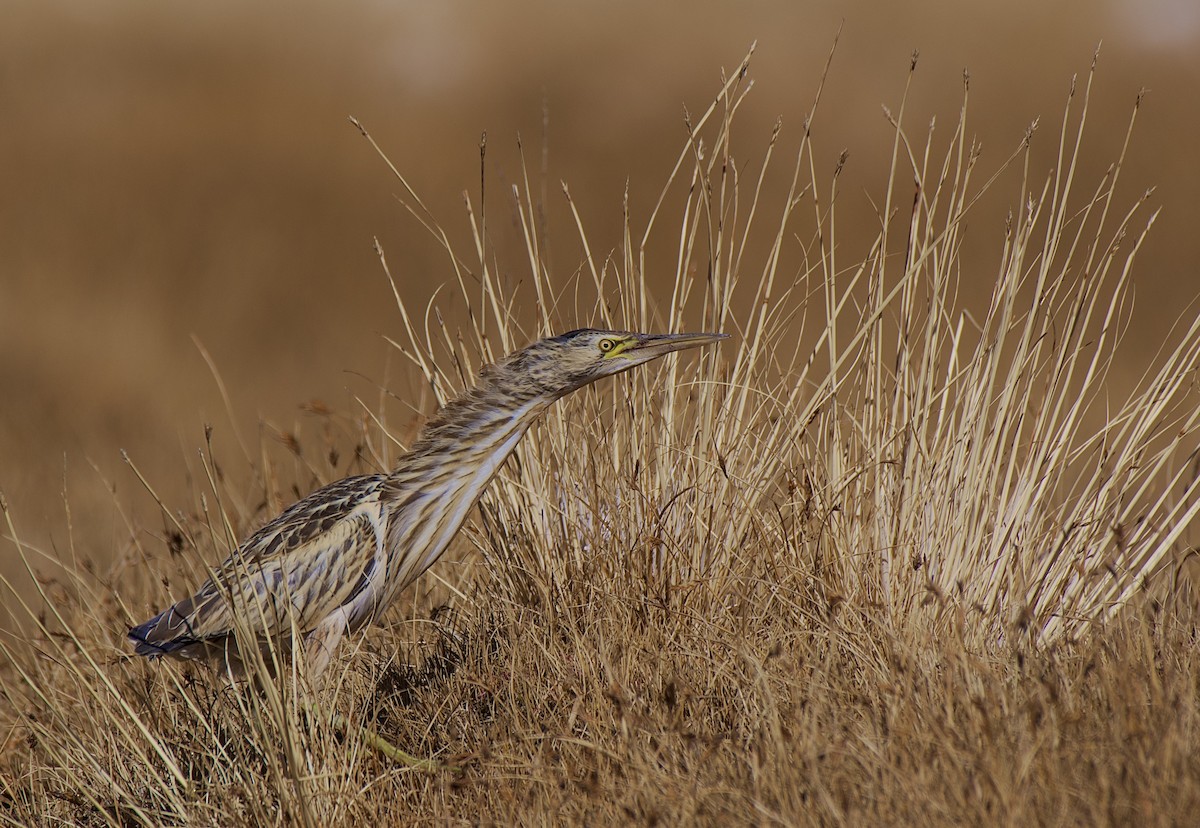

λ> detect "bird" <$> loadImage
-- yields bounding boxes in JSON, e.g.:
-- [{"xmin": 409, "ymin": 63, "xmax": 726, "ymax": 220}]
[{"xmin": 128, "ymin": 329, "xmax": 726, "ymax": 684}]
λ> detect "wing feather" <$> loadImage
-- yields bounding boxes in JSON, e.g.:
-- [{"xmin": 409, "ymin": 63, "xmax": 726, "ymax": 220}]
[{"xmin": 129, "ymin": 474, "xmax": 388, "ymax": 656}]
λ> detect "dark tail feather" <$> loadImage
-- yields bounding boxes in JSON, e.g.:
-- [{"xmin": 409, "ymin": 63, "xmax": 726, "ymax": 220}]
[{"xmin": 128, "ymin": 600, "xmax": 201, "ymax": 657}]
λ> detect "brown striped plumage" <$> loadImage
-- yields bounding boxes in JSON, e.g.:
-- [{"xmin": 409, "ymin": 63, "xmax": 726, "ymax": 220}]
[{"xmin": 128, "ymin": 329, "xmax": 725, "ymax": 679}]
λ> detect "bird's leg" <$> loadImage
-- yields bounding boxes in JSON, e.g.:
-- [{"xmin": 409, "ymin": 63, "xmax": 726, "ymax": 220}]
[
  {"xmin": 303, "ymin": 608, "xmax": 350, "ymax": 688},
  {"xmin": 335, "ymin": 714, "xmax": 452, "ymax": 772},
  {"xmin": 303, "ymin": 609, "xmax": 455, "ymax": 772}
]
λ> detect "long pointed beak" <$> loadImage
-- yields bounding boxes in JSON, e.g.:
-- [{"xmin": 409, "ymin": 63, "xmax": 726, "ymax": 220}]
[{"xmin": 627, "ymin": 331, "xmax": 728, "ymax": 362}]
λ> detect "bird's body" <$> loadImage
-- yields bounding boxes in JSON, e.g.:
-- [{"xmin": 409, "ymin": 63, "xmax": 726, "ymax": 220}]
[{"xmin": 129, "ymin": 329, "xmax": 724, "ymax": 679}]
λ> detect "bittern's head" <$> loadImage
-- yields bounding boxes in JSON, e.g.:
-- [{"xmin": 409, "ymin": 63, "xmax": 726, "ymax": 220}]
[{"xmin": 496, "ymin": 329, "xmax": 727, "ymax": 400}]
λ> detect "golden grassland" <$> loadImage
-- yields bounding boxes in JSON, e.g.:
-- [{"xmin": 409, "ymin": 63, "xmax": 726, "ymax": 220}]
[{"xmin": 3, "ymin": 53, "xmax": 1200, "ymax": 825}]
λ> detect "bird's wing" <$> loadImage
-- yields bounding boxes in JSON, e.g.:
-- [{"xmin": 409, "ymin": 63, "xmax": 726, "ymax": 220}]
[
  {"xmin": 236, "ymin": 474, "xmax": 387, "ymax": 567},
  {"xmin": 129, "ymin": 475, "xmax": 388, "ymax": 655}
]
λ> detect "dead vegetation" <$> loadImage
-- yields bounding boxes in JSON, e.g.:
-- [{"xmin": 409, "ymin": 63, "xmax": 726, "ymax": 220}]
[{"xmin": 3, "ymin": 50, "xmax": 1199, "ymax": 826}]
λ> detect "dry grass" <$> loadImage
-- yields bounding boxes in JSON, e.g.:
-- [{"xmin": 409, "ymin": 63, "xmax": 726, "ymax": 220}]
[{"xmin": 3, "ymin": 49, "xmax": 1200, "ymax": 826}]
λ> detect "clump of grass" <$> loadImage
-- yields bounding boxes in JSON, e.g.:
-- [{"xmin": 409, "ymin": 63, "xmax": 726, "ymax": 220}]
[{"xmin": 3, "ymin": 46, "xmax": 1199, "ymax": 825}]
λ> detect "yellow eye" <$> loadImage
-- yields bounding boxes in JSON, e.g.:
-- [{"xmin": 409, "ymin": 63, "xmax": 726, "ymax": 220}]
[{"xmin": 598, "ymin": 338, "xmax": 618, "ymax": 354}]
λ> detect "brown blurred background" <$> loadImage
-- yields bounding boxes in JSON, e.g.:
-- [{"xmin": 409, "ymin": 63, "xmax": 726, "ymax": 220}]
[{"xmin": 2, "ymin": 1, "xmax": 1198, "ymax": 574}]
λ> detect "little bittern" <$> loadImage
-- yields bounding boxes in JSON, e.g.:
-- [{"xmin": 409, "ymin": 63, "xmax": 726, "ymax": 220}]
[{"xmin": 129, "ymin": 329, "xmax": 725, "ymax": 680}]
